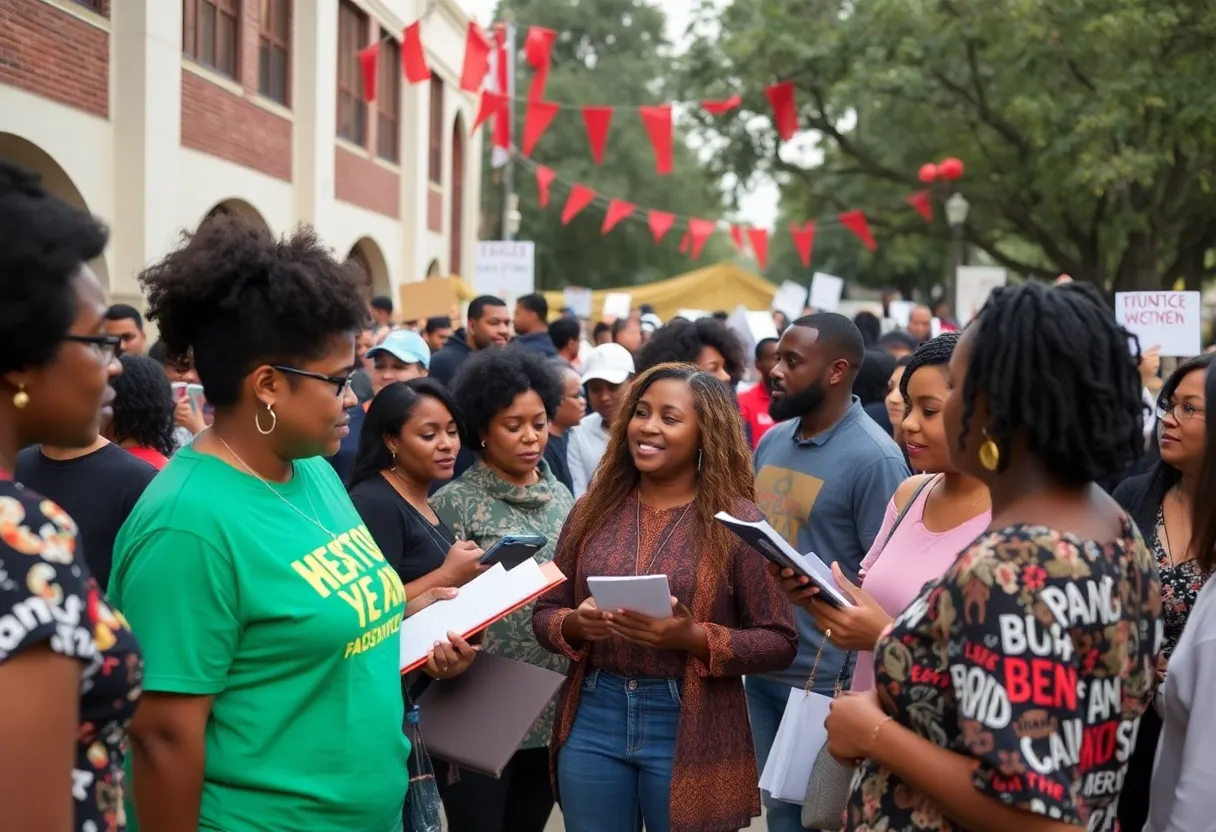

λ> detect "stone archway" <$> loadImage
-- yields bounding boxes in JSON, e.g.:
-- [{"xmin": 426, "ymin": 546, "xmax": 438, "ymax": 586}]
[
  {"xmin": 426, "ymin": 258, "xmax": 442, "ymax": 278},
  {"xmin": 348, "ymin": 237, "xmax": 391, "ymax": 300},
  {"xmin": 203, "ymin": 198, "xmax": 272, "ymax": 233}
]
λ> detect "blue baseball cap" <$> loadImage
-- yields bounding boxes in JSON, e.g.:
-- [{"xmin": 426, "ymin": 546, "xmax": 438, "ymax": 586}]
[{"xmin": 366, "ymin": 329, "xmax": 431, "ymax": 369}]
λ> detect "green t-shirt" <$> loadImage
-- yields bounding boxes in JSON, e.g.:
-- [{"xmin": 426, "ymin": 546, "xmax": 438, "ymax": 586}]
[{"xmin": 110, "ymin": 446, "xmax": 408, "ymax": 832}]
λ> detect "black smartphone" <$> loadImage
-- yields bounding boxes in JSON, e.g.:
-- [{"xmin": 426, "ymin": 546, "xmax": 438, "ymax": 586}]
[{"xmin": 478, "ymin": 534, "xmax": 548, "ymax": 570}]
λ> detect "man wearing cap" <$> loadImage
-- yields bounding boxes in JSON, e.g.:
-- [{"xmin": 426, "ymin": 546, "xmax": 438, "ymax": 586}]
[{"xmin": 567, "ymin": 343, "xmax": 635, "ymax": 497}]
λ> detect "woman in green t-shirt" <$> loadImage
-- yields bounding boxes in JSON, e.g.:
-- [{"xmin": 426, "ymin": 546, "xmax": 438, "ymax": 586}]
[{"xmin": 110, "ymin": 216, "xmax": 414, "ymax": 832}]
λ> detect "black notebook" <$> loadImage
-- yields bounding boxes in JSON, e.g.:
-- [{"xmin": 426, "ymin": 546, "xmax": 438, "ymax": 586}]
[{"xmin": 714, "ymin": 511, "xmax": 854, "ymax": 607}]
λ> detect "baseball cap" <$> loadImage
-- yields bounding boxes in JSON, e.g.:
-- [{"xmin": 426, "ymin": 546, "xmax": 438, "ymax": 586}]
[
  {"xmin": 640, "ymin": 312, "xmax": 663, "ymax": 334},
  {"xmin": 366, "ymin": 329, "xmax": 431, "ymax": 369},
  {"xmin": 581, "ymin": 343, "xmax": 635, "ymax": 385}
]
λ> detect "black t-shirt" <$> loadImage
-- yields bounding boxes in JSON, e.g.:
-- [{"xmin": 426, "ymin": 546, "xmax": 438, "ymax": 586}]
[
  {"xmin": 348, "ymin": 473, "xmax": 451, "ymax": 584},
  {"xmin": 544, "ymin": 431, "xmax": 574, "ymax": 495},
  {"xmin": 15, "ymin": 443, "xmax": 157, "ymax": 590},
  {"xmin": 0, "ymin": 478, "xmax": 144, "ymax": 832}
]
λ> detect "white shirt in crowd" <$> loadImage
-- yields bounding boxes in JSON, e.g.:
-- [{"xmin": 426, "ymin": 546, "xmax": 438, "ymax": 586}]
[{"xmin": 567, "ymin": 412, "xmax": 609, "ymax": 498}]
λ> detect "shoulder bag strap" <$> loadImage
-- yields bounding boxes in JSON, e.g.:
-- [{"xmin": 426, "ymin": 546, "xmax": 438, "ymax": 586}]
[{"xmin": 877, "ymin": 473, "xmax": 939, "ymax": 554}]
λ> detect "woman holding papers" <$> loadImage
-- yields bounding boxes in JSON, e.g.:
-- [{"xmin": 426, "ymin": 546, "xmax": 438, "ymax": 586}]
[
  {"xmin": 430, "ymin": 346, "xmax": 574, "ymax": 832},
  {"xmin": 533, "ymin": 363, "xmax": 797, "ymax": 832}
]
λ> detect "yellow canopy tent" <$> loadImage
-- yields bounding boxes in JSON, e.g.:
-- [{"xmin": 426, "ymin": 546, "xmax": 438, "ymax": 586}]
[{"xmin": 543, "ymin": 262, "xmax": 779, "ymax": 322}]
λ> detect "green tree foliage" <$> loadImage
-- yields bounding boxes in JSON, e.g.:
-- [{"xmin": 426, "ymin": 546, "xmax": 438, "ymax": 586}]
[
  {"xmin": 480, "ymin": 0, "xmax": 730, "ymax": 291},
  {"xmin": 684, "ymin": 0, "xmax": 1216, "ymax": 292}
]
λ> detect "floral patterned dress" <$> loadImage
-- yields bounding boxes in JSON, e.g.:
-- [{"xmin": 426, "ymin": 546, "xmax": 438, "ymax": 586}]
[
  {"xmin": 0, "ymin": 480, "xmax": 143, "ymax": 832},
  {"xmin": 1152, "ymin": 506, "xmax": 1210, "ymax": 659},
  {"xmin": 430, "ymin": 459, "xmax": 573, "ymax": 748},
  {"xmin": 846, "ymin": 520, "xmax": 1161, "ymax": 832}
]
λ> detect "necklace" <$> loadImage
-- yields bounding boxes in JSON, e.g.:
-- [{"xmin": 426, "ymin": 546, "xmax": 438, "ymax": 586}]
[
  {"xmin": 216, "ymin": 435, "xmax": 336, "ymax": 538},
  {"xmin": 389, "ymin": 468, "xmax": 454, "ymax": 557},
  {"xmin": 634, "ymin": 494, "xmax": 694, "ymax": 575}
]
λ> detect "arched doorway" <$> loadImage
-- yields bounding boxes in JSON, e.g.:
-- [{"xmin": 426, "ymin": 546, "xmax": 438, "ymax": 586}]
[
  {"xmin": 426, "ymin": 258, "xmax": 442, "ymax": 278},
  {"xmin": 347, "ymin": 237, "xmax": 391, "ymax": 301},
  {"xmin": 0, "ymin": 132, "xmax": 111, "ymax": 289},
  {"xmin": 450, "ymin": 115, "xmax": 465, "ymax": 276},
  {"xmin": 203, "ymin": 198, "xmax": 272, "ymax": 233}
]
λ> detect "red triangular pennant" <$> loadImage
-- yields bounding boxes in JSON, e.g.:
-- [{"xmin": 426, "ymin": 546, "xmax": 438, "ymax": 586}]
[
  {"xmin": 523, "ymin": 100, "xmax": 560, "ymax": 156},
  {"xmin": 402, "ymin": 22, "xmax": 429, "ymax": 84},
  {"xmin": 639, "ymin": 105, "xmax": 674, "ymax": 176},
  {"xmin": 839, "ymin": 210, "xmax": 877, "ymax": 250},
  {"xmin": 582, "ymin": 106, "xmax": 613, "ymax": 166},
  {"xmin": 702, "ymin": 95, "xmax": 741, "ymax": 116},
  {"xmin": 648, "ymin": 211, "xmax": 675, "ymax": 244},
  {"xmin": 729, "ymin": 225, "xmax": 745, "ymax": 253},
  {"xmin": 601, "ymin": 199, "xmax": 637, "ymax": 234},
  {"xmin": 678, "ymin": 231, "xmax": 690, "ymax": 253},
  {"xmin": 688, "ymin": 218, "xmax": 716, "ymax": 260},
  {"xmin": 747, "ymin": 227, "xmax": 770, "ymax": 271},
  {"xmin": 561, "ymin": 184, "xmax": 597, "ymax": 225},
  {"xmin": 358, "ymin": 43, "xmax": 379, "ymax": 103},
  {"xmin": 524, "ymin": 26, "xmax": 556, "ymax": 101},
  {"xmin": 490, "ymin": 25, "xmax": 510, "ymax": 151},
  {"xmin": 765, "ymin": 81, "xmax": 798, "ymax": 141},
  {"xmin": 459, "ymin": 22, "xmax": 491, "ymax": 92},
  {"xmin": 473, "ymin": 91, "xmax": 508, "ymax": 130},
  {"xmin": 535, "ymin": 166, "xmax": 556, "ymax": 208},
  {"xmin": 905, "ymin": 191, "xmax": 933, "ymax": 222},
  {"xmin": 790, "ymin": 221, "xmax": 816, "ymax": 267}
]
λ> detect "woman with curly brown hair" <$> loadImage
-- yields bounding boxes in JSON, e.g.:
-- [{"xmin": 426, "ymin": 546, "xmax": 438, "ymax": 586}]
[{"xmin": 532, "ymin": 364, "xmax": 797, "ymax": 832}]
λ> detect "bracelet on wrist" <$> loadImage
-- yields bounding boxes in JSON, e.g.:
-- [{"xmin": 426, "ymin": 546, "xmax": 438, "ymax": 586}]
[{"xmin": 866, "ymin": 716, "xmax": 894, "ymax": 758}]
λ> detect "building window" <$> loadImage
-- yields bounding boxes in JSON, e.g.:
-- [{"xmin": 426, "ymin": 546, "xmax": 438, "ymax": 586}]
[
  {"xmin": 336, "ymin": 1, "xmax": 368, "ymax": 146},
  {"xmin": 258, "ymin": 0, "xmax": 291, "ymax": 105},
  {"xmin": 377, "ymin": 34, "xmax": 401, "ymax": 163},
  {"xmin": 72, "ymin": 0, "xmax": 106, "ymax": 11},
  {"xmin": 428, "ymin": 73, "xmax": 444, "ymax": 184},
  {"xmin": 183, "ymin": 0, "xmax": 240, "ymax": 78}
]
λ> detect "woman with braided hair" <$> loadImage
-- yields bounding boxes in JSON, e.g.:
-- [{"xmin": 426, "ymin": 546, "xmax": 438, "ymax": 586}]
[{"xmin": 819, "ymin": 281, "xmax": 1161, "ymax": 832}]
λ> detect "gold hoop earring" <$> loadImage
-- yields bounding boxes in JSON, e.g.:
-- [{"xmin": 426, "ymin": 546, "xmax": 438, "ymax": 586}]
[
  {"xmin": 255, "ymin": 404, "xmax": 277, "ymax": 436},
  {"xmin": 12, "ymin": 384, "xmax": 29, "ymax": 409},
  {"xmin": 978, "ymin": 430, "xmax": 1000, "ymax": 472}
]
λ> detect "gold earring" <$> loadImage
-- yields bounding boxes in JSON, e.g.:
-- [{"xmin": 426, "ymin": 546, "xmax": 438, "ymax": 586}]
[
  {"xmin": 12, "ymin": 384, "xmax": 29, "ymax": 409},
  {"xmin": 978, "ymin": 430, "xmax": 1000, "ymax": 472},
  {"xmin": 255, "ymin": 403, "xmax": 277, "ymax": 436}
]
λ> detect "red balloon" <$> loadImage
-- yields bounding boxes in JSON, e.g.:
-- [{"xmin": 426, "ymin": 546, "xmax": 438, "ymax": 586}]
[
  {"xmin": 918, "ymin": 163, "xmax": 939, "ymax": 183},
  {"xmin": 939, "ymin": 157, "xmax": 965, "ymax": 180}
]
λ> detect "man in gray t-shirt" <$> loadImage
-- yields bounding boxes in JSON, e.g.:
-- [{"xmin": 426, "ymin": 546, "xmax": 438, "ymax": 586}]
[{"xmin": 747, "ymin": 313, "xmax": 908, "ymax": 832}]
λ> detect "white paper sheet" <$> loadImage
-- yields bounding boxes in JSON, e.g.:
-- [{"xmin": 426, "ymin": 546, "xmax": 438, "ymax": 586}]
[
  {"xmin": 587, "ymin": 575, "xmax": 673, "ymax": 619},
  {"xmin": 809, "ymin": 272, "xmax": 844, "ymax": 313}
]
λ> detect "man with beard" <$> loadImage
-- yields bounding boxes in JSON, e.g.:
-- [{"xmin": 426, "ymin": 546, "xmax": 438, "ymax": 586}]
[
  {"xmin": 747, "ymin": 312, "xmax": 908, "ymax": 832},
  {"xmin": 429, "ymin": 295, "xmax": 511, "ymax": 385}
]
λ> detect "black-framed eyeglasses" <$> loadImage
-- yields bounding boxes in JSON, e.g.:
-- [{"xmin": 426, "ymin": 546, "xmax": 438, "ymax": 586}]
[
  {"xmin": 1156, "ymin": 400, "xmax": 1206, "ymax": 423},
  {"xmin": 273, "ymin": 365, "xmax": 354, "ymax": 397},
  {"xmin": 65, "ymin": 334, "xmax": 122, "ymax": 363}
]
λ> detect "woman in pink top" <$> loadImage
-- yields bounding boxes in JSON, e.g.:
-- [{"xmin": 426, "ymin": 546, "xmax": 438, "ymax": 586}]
[{"xmin": 772, "ymin": 333, "xmax": 991, "ymax": 689}]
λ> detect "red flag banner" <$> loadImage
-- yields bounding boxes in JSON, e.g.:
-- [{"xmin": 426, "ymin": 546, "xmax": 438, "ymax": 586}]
[
  {"xmin": 905, "ymin": 191, "xmax": 933, "ymax": 222},
  {"xmin": 702, "ymin": 95, "xmax": 742, "ymax": 116},
  {"xmin": 491, "ymin": 25, "xmax": 510, "ymax": 151},
  {"xmin": 839, "ymin": 210, "xmax": 877, "ymax": 250},
  {"xmin": 358, "ymin": 43, "xmax": 379, "ymax": 103},
  {"xmin": 459, "ymin": 22, "xmax": 491, "ymax": 92},
  {"xmin": 765, "ymin": 81, "xmax": 798, "ymax": 141},
  {"xmin": 402, "ymin": 22, "xmax": 429, "ymax": 84},
  {"xmin": 648, "ymin": 210, "xmax": 676, "ymax": 244},
  {"xmin": 561, "ymin": 184, "xmax": 597, "ymax": 224},
  {"xmin": 473, "ymin": 91, "xmax": 508, "ymax": 130},
  {"xmin": 601, "ymin": 199, "xmax": 637, "ymax": 234},
  {"xmin": 523, "ymin": 100, "xmax": 561, "ymax": 156},
  {"xmin": 524, "ymin": 26, "xmax": 556, "ymax": 101},
  {"xmin": 688, "ymin": 218, "xmax": 716, "ymax": 260},
  {"xmin": 729, "ymin": 225, "xmax": 745, "ymax": 253},
  {"xmin": 582, "ymin": 106, "xmax": 613, "ymax": 166},
  {"xmin": 535, "ymin": 165, "xmax": 557, "ymax": 207},
  {"xmin": 678, "ymin": 231, "xmax": 690, "ymax": 253},
  {"xmin": 747, "ymin": 227, "xmax": 770, "ymax": 271},
  {"xmin": 639, "ymin": 105, "xmax": 674, "ymax": 176},
  {"xmin": 790, "ymin": 221, "xmax": 816, "ymax": 267}
]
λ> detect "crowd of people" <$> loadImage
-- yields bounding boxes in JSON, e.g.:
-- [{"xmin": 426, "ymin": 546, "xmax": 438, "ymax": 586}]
[{"xmin": 2, "ymin": 156, "xmax": 1214, "ymax": 832}]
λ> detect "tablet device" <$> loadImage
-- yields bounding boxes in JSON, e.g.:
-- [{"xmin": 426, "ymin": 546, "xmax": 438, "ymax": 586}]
[
  {"xmin": 479, "ymin": 534, "xmax": 548, "ymax": 570},
  {"xmin": 713, "ymin": 511, "xmax": 854, "ymax": 607}
]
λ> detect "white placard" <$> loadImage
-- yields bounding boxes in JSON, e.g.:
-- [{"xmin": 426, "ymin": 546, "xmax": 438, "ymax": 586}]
[
  {"xmin": 955, "ymin": 266, "xmax": 1007, "ymax": 324},
  {"xmin": 771, "ymin": 281, "xmax": 808, "ymax": 321},
  {"xmin": 563, "ymin": 286, "xmax": 592, "ymax": 318},
  {"xmin": 888, "ymin": 300, "xmax": 914, "ymax": 328},
  {"xmin": 601, "ymin": 292, "xmax": 632, "ymax": 322},
  {"xmin": 473, "ymin": 241, "xmax": 535, "ymax": 299},
  {"xmin": 1115, "ymin": 291, "xmax": 1203, "ymax": 358},
  {"xmin": 726, "ymin": 305, "xmax": 780, "ymax": 371},
  {"xmin": 809, "ymin": 272, "xmax": 844, "ymax": 313}
]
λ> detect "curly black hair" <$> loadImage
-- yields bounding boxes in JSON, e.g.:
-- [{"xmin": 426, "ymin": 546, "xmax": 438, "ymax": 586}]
[
  {"xmin": 959, "ymin": 281, "xmax": 1143, "ymax": 486},
  {"xmin": 0, "ymin": 161, "xmax": 109, "ymax": 374},
  {"xmin": 635, "ymin": 318, "xmax": 746, "ymax": 383},
  {"xmin": 449, "ymin": 345, "xmax": 563, "ymax": 452},
  {"xmin": 899, "ymin": 332, "xmax": 960, "ymax": 409},
  {"xmin": 110, "ymin": 354, "xmax": 176, "ymax": 457},
  {"xmin": 138, "ymin": 213, "xmax": 369, "ymax": 407}
]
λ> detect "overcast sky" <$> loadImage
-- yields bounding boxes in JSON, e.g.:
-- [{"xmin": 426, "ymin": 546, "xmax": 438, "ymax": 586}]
[{"xmin": 455, "ymin": 0, "xmax": 781, "ymax": 227}]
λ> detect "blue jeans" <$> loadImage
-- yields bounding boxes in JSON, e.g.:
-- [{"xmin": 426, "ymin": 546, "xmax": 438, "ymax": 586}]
[
  {"xmin": 744, "ymin": 676, "xmax": 806, "ymax": 832},
  {"xmin": 557, "ymin": 669, "xmax": 682, "ymax": 832}
]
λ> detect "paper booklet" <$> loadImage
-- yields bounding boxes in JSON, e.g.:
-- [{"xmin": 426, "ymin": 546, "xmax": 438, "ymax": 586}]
[
  {"xmin": 587, "ymin": 574, "xmax": 673, "ymax": 619},
  {"xmin": 713, "ymin": 512, "xmax": 855, "ymax": 607},
  {"xmin": 399, "ymin": 558, "xmax": 566, "ymax": 673}
]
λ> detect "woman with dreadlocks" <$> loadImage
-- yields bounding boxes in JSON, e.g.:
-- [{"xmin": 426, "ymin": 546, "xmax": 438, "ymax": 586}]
[
  {"xmin": 823, "ymin": 281, "xmax": 1161, "ymax": 832},
  {"xmin": 532, "ymin": 364, "xmax": 796, "ymax": 832}
]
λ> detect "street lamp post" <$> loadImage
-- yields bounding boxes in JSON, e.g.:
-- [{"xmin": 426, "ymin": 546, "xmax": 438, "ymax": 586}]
[{"xmin": 945, "ymin": 192, "xmax": 970, "ymax": 321}]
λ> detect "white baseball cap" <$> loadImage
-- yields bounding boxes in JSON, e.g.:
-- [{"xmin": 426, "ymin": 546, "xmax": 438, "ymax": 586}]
[{"xmin": 580, "ymin": 343, "xmax": 635, "ymax": 385}]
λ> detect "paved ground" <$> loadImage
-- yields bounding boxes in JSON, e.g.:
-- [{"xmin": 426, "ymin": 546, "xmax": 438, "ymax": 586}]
[{"xmin": 541, "ymin": 807, "xmax": 768, "ymax": 830}]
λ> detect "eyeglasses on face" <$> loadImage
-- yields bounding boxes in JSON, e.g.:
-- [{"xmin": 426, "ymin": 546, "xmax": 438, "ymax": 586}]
[
  {"xmin": 273, "ymin": 365, "xmax": 355, "ymax": 397},
  {"xmin": 65, "ymin": 334, "xmax": 123, "ymax": 363},
  {"xmin": 1156, "ymin": 400, "xmax": 1206, "ymax": 423}
]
